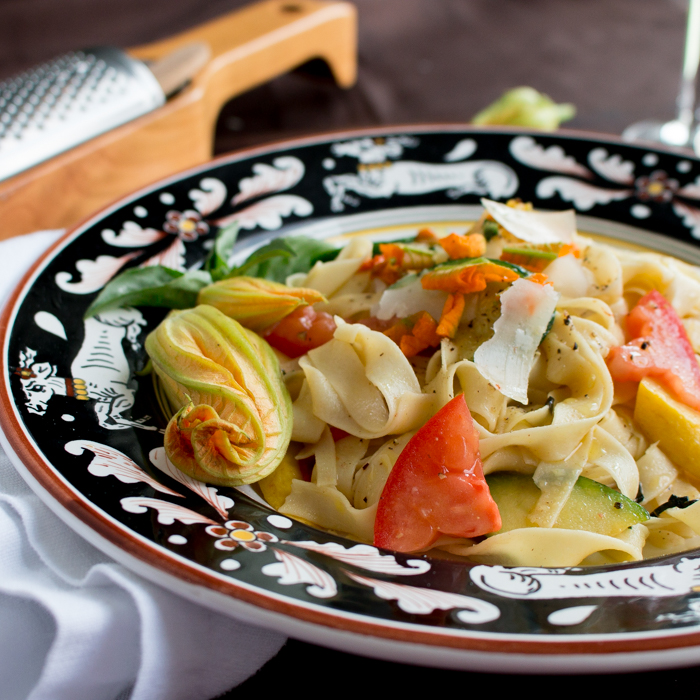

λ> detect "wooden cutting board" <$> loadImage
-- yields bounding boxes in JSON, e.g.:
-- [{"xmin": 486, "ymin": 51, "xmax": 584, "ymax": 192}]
[{"xmin": 0, "ymin": 0, "xmax": 356, "ymax": 240}]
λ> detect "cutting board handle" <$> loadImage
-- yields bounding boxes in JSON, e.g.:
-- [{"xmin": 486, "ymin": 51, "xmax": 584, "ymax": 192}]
[{"xmin": 0, "ymin": 0, "xmax": 357, "ymax": 239}]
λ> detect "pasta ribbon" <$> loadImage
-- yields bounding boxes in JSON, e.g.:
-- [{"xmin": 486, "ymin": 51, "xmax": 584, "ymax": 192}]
[
  {"xmin": 442, "ymin": 524, "xmax": 647, "ymax": 567},
  {"xmin": 302, "ymin": 237, "xmax": 373, "ymax": 297},
  {"xmin": 478, "ymin": 312, "xmax": 614, "ymax": 464},
  {"xmin": 299, "ymin": 320, "xmax": 434, "ymax": 439},
  {"xmin": 280, "ymin": 481, "xmax": 377, "ymax": 543}
]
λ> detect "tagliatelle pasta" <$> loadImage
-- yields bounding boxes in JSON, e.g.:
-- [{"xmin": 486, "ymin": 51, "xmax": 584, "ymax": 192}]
[{"xmin": 146, "ymin": 199, "xmax": 700, "ymax": 567}]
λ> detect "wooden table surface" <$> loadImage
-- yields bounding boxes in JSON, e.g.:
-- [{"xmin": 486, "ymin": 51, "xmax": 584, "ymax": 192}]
[{"xmin": 1, "ymin": 0, "xmax": 697, "ymax": 694}]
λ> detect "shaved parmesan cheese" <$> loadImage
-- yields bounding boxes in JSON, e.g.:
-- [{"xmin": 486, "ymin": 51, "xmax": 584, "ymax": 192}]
[
  {"xmin": 474, "ymin": 278, "xmax": 560, "ymax": 404},
  {"xmin": 481, "ymin": 198, "xmax": 575, "ymax": 244},
  {"xmin": 543, "ymin": 253, "xmax": 593, "ymax": 298},
  {"xmin": 373, "ymin": 275, "xmax": 448, "ymax": 321}
]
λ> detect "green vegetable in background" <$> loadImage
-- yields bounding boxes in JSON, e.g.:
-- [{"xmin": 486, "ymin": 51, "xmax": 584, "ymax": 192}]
[{"xmin": 472, "ymin": 86, "xmax": 575, "ymax": 131}]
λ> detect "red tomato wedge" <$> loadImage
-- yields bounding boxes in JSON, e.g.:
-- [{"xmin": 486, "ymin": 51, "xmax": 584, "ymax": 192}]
[
  {"xmin": 374, "ymin": 395, "xmax": 501, "ymax": 552},
  {"xmin": 607, "ymin": 290, "xmax": 700, "ymax": 411},
  {"xmin": 262, "ymin": 305, "xmax": 336, "ymax": 358}
]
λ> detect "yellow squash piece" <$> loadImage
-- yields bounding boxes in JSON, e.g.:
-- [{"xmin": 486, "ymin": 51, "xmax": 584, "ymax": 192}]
[
  {"xmin": 634, "ymin": 377, "xmax": 700, "ymax": 479},
  {"xmin": 258, "ymin": 452, "xmax": 304, "ymax": 510}
]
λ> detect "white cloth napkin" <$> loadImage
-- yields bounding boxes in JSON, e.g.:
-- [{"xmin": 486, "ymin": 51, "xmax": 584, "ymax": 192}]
[{"xmin": 0, "ymin": 231, "xmax": 287, "ymax": 700}]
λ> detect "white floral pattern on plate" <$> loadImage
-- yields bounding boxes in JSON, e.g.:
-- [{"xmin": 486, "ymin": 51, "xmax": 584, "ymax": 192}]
[
  {"xmin": 231, "ymin": 156, "xmax": 305, "ymax": 205},
  {"xmin": 66, "ymin": 440, "xmax": 182, "ymax": 497},
  {"xmin": 189, "ymin": 177, "xmax": 227, "ymax": 216},
  {"xmin": 149, "ymin": 447, "xmax": 233, "ymax": 519},
  {"xmin": 206, "ymin": 521, "xmax": 278, "ymax": 552},
  {"xmin": 345, "ymin": 570, "xmax": 500, "ymax": 622},
  {"xmin": 284, "ymin": 540, "xmax": 430, "ymax": 575},
  {"xmin": 120, "ymin": 497, "xmax": 218, "ymax": 526},
  {"xmin": 214, "ymin": 194, "xmax": 313, "ymax": 231},
  {"xmin": 262, "ymin": 548, "xmax": 337, "ymax": 598}
]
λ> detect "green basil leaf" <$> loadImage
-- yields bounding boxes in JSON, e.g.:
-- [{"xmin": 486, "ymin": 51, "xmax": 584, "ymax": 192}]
[
  {"xmin": 205, "ymin": 222, "xmax": 240, "ymax": 280},
  {"xmin": 84, "ymin": 266, "xmax": 212, "ymax": 318},
  {"xmin": 229, "ymin": 236, "xmax": 340, "ymax": 283},
  {"xmin": 227, "ymin": 239, "xmax": 294, "ymax": 279}
]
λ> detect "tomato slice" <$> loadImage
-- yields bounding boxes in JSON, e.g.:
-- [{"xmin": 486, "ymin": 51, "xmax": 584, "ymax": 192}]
[
  {"xmin": 607, "ymin": 290, "xmax": 700, "ymax": 411},
  {"xmin": 262, "ymin": 305, "xmax": 336, "ymax": 358},
  {"xmin": 374, "ymin": 395, "xmax": 501, "ymax": 552}
]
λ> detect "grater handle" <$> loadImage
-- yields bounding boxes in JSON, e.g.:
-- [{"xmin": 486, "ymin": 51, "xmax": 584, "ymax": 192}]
[
  {"xmin": 0, "ymin": 0, "xmax": 357, "ymax": 240},
  {"xmin": 128, "ymin": 0, "xmax": 357, "ymax": 135}
]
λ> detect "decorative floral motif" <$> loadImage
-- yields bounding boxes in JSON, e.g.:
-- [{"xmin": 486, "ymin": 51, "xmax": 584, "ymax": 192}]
[
  {"xmin": 262, "ymin": 548, "xmax": 337, "ymax": 598},
  {"xmin": 284, "ymin": 540, "xmax": 430, "ymax": 575},
  {"xmin": 635, "ymin": 170, "xmax": 679, "ymax": 203},
  {"xmin": 345, "ymin": 571, "xmax": 500, "ymax": 623},
  {"xmin": 120, "ymin": 497, "xmax": 217, "ymax": 526},
  {"xmin": 55, "ymin": 252, "xmax": 139, "ymax": 294},
  {"xmin": 163, "ymin": 209, "xmax": 209, "ymax": 242},
  {"xmin": 102, "ymin": 221, "xmax": 167, "ymax": 247},
  {"xmin": 514, "ymin": 134, "xmax": 700, "ymax": 237},
  {"xmin": 587, "ymin": 148, "xmax": 634, "ymax": 185},
  {"xmin": 67, "ymin": 440, "xmax": 182, "ymax": 496},
  {"xmin": 149, "ymin": 447, "xmax": 233, "ymax": 520},
  {"xmin": 189, "ymin": 178, "xmax": 227, "ymax": 216},
  {"xmin": 535, "ymin": 177, "xmax": 631, "ymax": 211},
  {"xmin": 510, "ymin": 135, "xmax": 592, "ymax": 178},
  {"xmin": 140, "ymin": 237, "xmax": 186, "ymax": 270},
  {"xmin": 231, "ymin": 156, "xmax": 305, "ymax": 205},
  {"xmin": 214, "ymin": 195, "xmax": 314, "ymax": 231},
  {"xmin": 205, "ymin": 520, "xmax": 278, "ymax": 552}
]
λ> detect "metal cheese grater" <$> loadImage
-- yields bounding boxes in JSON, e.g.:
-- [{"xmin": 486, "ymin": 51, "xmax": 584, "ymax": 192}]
[{"xmin": 0, "ymin": 44, "xmax": 207, "ymax": 183}]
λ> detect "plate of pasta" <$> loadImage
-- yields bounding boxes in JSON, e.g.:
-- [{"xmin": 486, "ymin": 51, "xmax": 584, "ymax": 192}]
[{"xmin": 5, "ymin": 125, "xmax": 700, "ymax": 673}]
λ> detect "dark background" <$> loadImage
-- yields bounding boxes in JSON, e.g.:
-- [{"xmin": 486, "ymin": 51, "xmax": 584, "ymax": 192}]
[
  {"xmin": 1, "ymin": 0, "xmax": 697, "ymax": 695},
  {"xmin": 0, "ymin": 0, "xmax": 691, "ymax": 149}
]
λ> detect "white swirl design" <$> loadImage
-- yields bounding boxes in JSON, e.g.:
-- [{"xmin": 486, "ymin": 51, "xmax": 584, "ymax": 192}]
[
  {"xmin": 262, "ymin": 548, "xmax": 337, "ymax": 598},
  {"xmin": 346, "ymin": 571, "xmax": 500, "ymax": 622},
  {"xmin": 284, "ymin": 540, "xmax": 430, "ymax": 575},
  {"xmin": 66, "ymin": 440, "xmax": 182, "ymax": 497}
]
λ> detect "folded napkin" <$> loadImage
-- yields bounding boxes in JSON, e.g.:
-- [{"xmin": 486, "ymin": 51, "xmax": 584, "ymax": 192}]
[{"xmin": 0, "ymin": 231, "xmax": 286, "ymax": 700}]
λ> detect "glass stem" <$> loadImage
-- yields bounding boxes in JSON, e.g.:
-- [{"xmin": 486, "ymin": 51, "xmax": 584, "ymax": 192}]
[{"xmin": 680, "ymin": 0, "xmax": 700, "ymax": 130}]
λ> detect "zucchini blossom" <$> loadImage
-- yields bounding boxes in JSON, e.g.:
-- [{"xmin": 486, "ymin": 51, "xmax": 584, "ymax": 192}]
[
  {"xmin": 197, "ymin": 276, "xmax": 325, "ymax": 332},
  {"xmin": 145, "ymin": 304, "xmax": 292, "ymax": 486}
]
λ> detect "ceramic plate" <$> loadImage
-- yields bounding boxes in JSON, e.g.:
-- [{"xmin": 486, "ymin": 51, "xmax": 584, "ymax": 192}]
[{"xmin": 5, "ymin": 126, "xmax": 700, "ymax": 674}]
